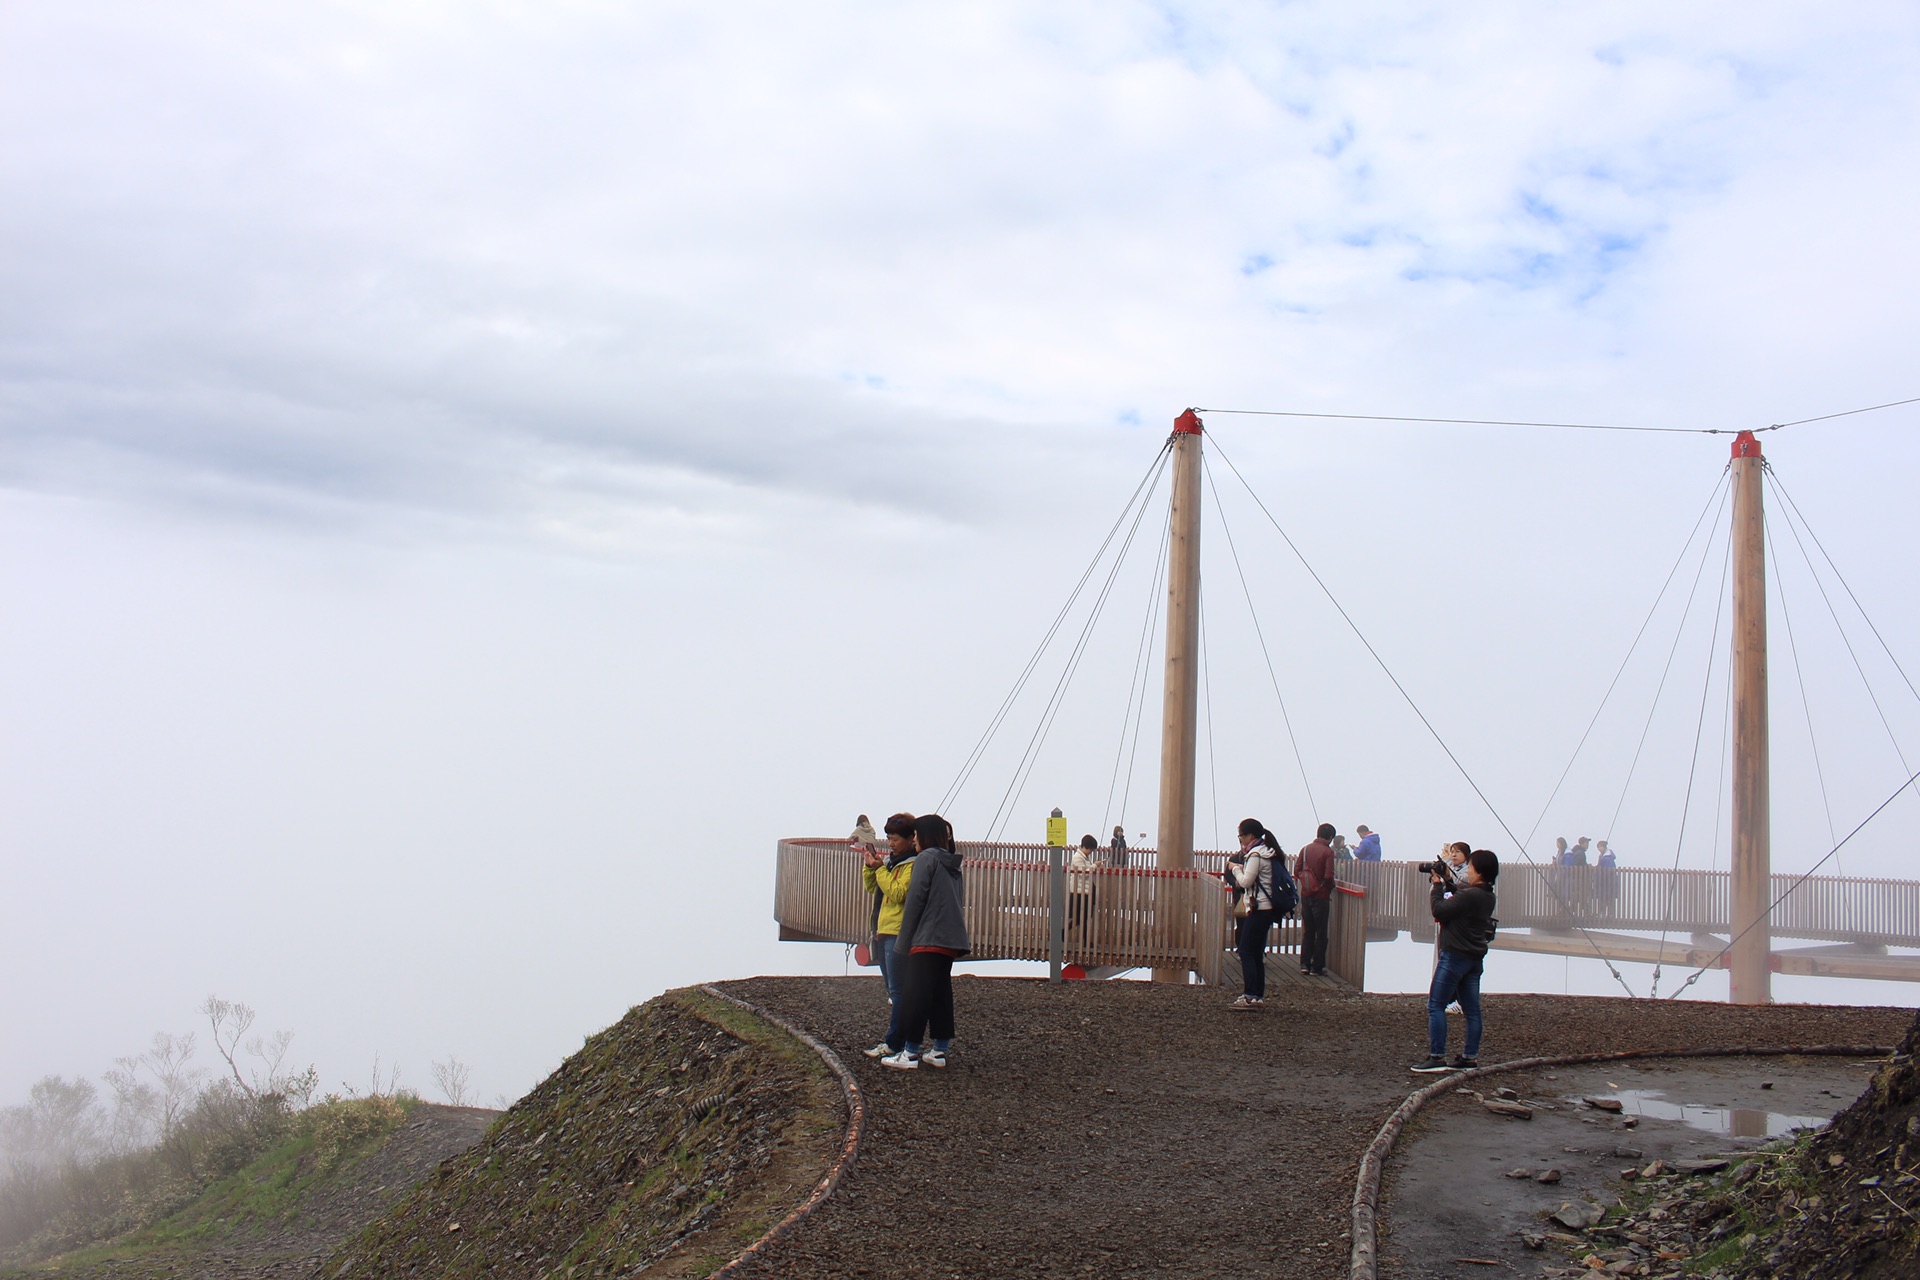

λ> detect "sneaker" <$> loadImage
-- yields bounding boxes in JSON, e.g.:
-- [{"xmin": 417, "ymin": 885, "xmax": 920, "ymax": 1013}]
[
  {"xmin": 921, "ymin": 1049, "xmax": 948, "ymax": 1069},
  {"xmin": 1448, "ymin": 1055, "xmax": 1479, "ymax": 1070},
  {"xmin": 879, "ymin": 1050, "xmax": 919, "ymax": 1070},
  {"xmin": 862, "ymin": 1043, "xmax": 893, "ymax": 1059},
  {"xmin": 1228, "ymin": 995, "xmax": 1261, "ymax": 1011},
  {"xmin": 1409, "ymin": 1055, "xmax": 1453, "ymax": 1074}
]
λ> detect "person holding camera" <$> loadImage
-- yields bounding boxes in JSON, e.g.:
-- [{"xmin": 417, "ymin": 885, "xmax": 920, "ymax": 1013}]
[
  {"xmin": 1411, "ymin": 848, "xmax": 1499, "ymax": 1073},
  {"xmin": 1224, "ymin": 818, "xmax": 1292, "ymax": 1010}
]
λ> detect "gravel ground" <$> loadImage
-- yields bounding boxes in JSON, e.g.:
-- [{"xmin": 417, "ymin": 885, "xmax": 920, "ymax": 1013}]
[{"xmin": 719, "ymin": 974, "xmax": 1908, "ymax": 1280}]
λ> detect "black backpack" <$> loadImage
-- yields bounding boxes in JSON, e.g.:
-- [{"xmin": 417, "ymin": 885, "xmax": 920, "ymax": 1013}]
[{"xmin": 1266, "ymin": 854, "xmax": 1300, "ymax": 918}]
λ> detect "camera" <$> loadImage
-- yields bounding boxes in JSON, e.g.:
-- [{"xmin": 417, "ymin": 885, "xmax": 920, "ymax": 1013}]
[{"xmin": 1416, "ymin": 859, "xmax": 1456, "ymax": 885}]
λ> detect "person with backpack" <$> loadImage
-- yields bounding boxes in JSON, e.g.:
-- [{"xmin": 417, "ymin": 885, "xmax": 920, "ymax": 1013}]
[
  {"xmin": 1225, "ymin": 818, "xmax": 1297, "ymax": 1011},
  {"xmin": 1411, "ymin": 848, "xmax": 1500, "ymax": 1073},
  {"xmin": 882, "ymin": 814, "xmax": 969, "ymax": 1070},
  {"xmin": 1296, "ymin": 822, "xmax": 1338, "ymax": 977},
  {"xmin": 860, "ymin": 812, "xmax": 918, "ymax": 1061}
]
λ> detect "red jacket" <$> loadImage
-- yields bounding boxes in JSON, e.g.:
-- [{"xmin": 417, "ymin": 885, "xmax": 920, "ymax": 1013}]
[{"xmin": 1296, "ymin": 839, "xmax": 1336, "ymax": 900}]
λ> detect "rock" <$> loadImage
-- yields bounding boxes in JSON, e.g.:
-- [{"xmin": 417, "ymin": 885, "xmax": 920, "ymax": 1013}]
[
  {"xmin": 1621, "ymin": 1117, "xmax": 1639, "ymax": 1129},
  {"xmin": 1520, "ymin": 1231, "xmax": 1546, "ymax": 1250},
  {"xmin": 1732, "ymin": 1161, "xmax": 1761, "ymax": 1185},
  {"xmin": 1552, "ymin": 1201, "xmax": 1605, "ymax": 1230},
  {"xmin": 1828, "ymin": 1153, "xmax": 1846, "ymax": 1168},
  {"xmin": 1760, "ymin": 1080, "xmax": 1774, "ymax": 1089},
  {"xmin": 1640, "ymin": 1161, "xmax": 1667, "ymax": 1178},
  {"xmin": 1674, "ymin": 1159, "xmax": 1730, "ymax": 1176},
  {"xmin": 1507, "ymin": 1168, "xmax": 1540, "ymax": 1179},
  {"xmin": 1485, "ymin": 1100, "xmax": 1535, "ymax": 1120},
  {"xmin": 1537, "ymin": 1168, "xmax": 1564, "ymax": 1184},
  {"xmin": 1585, "ymin": 1097, "xmax": 1625, "ymax": 1113},
  {"xmin": 1612, "ymin": 1147, "xmax": 1644, "ymax": 1159},
  {"xmin": 1494, "ymin": 1086, "xmax": 1520, "ymax": 1100},
  {"xmin": 1620, "ymin": 1169, "xmax": 1639, "ymax": 1181}
]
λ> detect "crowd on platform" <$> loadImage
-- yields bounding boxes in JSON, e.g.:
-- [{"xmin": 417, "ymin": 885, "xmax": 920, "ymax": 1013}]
[{"xmin": 843, "ymin": 810, "xmax": 1506, "ymax": 1077}]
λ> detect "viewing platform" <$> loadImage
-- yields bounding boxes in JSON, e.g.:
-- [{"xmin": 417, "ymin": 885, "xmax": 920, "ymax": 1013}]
[
  {"xmin": 777, "ymin": 839, "xmax": 1920, "ymax": 988},
  {"xmin": 774, "ymin": 837, "xmax": 1369, "ymax": 989}
]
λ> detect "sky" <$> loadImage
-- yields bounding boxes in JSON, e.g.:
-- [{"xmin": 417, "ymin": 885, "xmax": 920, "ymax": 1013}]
[{"xmin": 3, "ymin": 1, "xmax": 1918, "ymax": 1108}]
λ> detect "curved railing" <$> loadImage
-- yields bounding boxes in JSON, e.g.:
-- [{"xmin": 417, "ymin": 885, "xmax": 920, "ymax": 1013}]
[
  {"xmin": 775, "ymin": 838, "xmax": 1369, "ymax": 988},
  {"xmin": 1336, "ymin": 859, "xmax": 1920, "ymax": 948}
]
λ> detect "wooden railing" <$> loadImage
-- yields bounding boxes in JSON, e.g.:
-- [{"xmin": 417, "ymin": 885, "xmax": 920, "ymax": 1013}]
[
  {"xmin": 1335, "ymin": 859, "xmax": 1920, "ymax": 949},
  {"xmin": 775, "ymin": 839, "xmax": 1367, "ymax": 989}
]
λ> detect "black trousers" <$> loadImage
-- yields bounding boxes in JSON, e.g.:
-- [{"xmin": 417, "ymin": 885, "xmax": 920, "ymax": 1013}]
[
  {"xmin": 1237, "ymin": 909, "xmax": 1277, "ymax": 997},
  {"xmin": 1301, "ymin": 897, "xmax": 1331, "ymax": 974},
  {"xmin": 894, "ymin": 951, "xmax": 956, "ymax": 1050}
]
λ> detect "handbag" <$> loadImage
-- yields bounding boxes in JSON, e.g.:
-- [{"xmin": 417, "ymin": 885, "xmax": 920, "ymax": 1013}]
[{"xmin": 857, "ymin": 887, "xmax": 884, "ymax": 967}]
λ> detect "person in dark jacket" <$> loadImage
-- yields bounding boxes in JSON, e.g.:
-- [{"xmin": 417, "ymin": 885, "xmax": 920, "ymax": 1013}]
[
  {"xmin": 1411, "ymin": 849, "xmax": 1499, "ymax": 1073},
  {"xmin": 882, "ymin": 814, "xmax": 969, "ymax": 1071},
  {"xmin": 1296, "ymin": 823, "xmax": 1337, "ymax": 977}
]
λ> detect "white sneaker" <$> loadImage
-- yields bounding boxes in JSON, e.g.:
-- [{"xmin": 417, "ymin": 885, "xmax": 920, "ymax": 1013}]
[
  {"xmin": 921, "ymin": 1049, "xmax": 948, "ymax": 1068},
  {"xmin": 1228, "ymin": 995, "xmax": 1260, "ymax": 1011},
  {"xmin": 879, "ymin": 1050, "xmax": 919, "ymax": 1070},
  {"xmin": 862, "ymin": 1042, "xmax": 892, "ymax": 1059}
]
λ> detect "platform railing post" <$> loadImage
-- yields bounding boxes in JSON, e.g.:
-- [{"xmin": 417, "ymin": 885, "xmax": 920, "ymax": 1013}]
[{"xmin": 1049, "ymin": 843, "xmax": 1065, "ymax": 982}]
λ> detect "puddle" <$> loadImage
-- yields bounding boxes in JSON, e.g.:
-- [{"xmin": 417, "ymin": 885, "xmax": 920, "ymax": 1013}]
[{"xmin": 1595, "ymin": 1089, "xmax": 1825, "ymax": 1138}]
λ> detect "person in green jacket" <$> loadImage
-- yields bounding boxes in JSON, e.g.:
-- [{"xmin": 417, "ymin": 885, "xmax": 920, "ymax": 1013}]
[{"xmin": 862, "ymin": 812, "xmax": 918, "ymax": 1059}]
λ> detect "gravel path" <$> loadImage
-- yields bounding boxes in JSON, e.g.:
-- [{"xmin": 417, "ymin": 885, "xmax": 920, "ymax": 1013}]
[{"xmin": 719, "ymin": 974, "xmax": 1907, "ymax": 1280}]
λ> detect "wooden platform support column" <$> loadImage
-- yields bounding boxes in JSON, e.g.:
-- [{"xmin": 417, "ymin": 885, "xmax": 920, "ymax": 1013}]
[
  {"xmin": 1729, "ymin": 430, "xmax": 1772, "ymax": 1004},
  {"xmin": 1153, "ymin": 409, "xmax": 1204, "ymax": 982}
]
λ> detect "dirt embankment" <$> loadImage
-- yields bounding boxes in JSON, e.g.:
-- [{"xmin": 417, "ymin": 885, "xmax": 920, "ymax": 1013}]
[{"xmin": 318, "ymin": 988, "xmax": 844, "ymax": 1280}]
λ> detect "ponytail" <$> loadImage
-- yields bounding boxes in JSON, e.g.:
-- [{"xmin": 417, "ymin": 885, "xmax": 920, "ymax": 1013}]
[{"xmin": 1236, "ymin": 817, "xmax": 1281, "ymax": 856}]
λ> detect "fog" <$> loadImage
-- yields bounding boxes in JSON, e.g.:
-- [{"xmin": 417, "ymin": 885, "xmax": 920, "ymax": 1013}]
[{"xmin": 3, "ymin": 1, "xmax": 1917, "ymax": 1110}]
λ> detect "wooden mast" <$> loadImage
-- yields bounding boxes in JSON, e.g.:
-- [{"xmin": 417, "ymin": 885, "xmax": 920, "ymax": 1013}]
[
  {"xmin": 1728, "ymin": 430, "xmax": 1772, "ymax": 1003},
  {"xmin": 1153, "ymin": 409, "xmax": 1204, "ymax": 982}
]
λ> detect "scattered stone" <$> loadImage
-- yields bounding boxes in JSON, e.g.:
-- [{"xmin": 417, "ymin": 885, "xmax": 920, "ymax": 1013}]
[
  {"xmin": 1485, "ymin": 1100, "xmax": 1535, "ymax": 1120},
  {"xmin": 1674, "ymin": 1159, "xmax": 1730, "ymax": 1176},
  {"xmin": 1537, "ymin": 1168, "xmax": 1564, "ymax": 1184},
  {"xmin": 1620, "ymin": 1169, "xmax": 1639, "ymax": 1181},
  {"xmin": 1612, "ymin": 1147, "xmax": 1644, "ymax": 1159},
  {"xmin": 1552, "ymin": 1201, "xmax": 1605, "ymax": 1230},
  {"xmin": 1508, "ymin": 1168, "xmax": 1540, "ymax": 1179},
  {"xmin": 1732, "ymin": 1161, "xmax": 1761, "ymax": 1185},
  {"xmin": 1828, "ymin": 1152, "xmax": 1846, "ymax": 1168},
  {"xmin": 1640, "ymin": 1161, "xmax": 1667, "ymax": 1179},
  {"xmin": 1621, "ymin": 1117, "xmax": 1639, "ymax": 1129},
  {"xmin": 1520, "ymin": 1231, "xmax": 1547, "ymax": 1250},
  {"xmin": 1494, "ymin": 1086, "xmax": 1520, "ymax": 1100},
  {"xmin": 1585, "ymin": 1097, "xmax": 1625, "ymax": 1113},
  {"xmin": 1760, "ymin": 1081, "xmax": 1774, "ymax": 1090}
]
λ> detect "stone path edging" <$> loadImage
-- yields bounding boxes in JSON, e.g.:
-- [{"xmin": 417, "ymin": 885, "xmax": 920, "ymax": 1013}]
[
  {"xmin": 698, "ymin": 984, "xmax": 868, "ymax": 1279},
  {"xmin": 1349, "ymin": 1042, "xmax": 1895, "ymax": 1280}
]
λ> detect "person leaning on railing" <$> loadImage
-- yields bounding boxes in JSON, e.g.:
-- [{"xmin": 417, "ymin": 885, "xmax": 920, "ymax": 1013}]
[
  {"xmin": 860, "ymin": 812, "xmax": 919, "ymax": 1062},
  {"xmin": 1411, "ymin": 849, "xmax": 1500, "ymax": 1074}
]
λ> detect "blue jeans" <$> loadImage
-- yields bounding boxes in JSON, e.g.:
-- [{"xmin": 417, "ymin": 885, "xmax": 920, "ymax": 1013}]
[
  {"xmin": 1428, "ymin": 948, "xmax": 1485, "ymax": 1058},
  {"xmin": 876, "ymin": 935, "xmax": 905, "ymax": 1044},
  {"xmin": 1237, "ymin": 909, "xmax": 1277, "ymax": 998}
]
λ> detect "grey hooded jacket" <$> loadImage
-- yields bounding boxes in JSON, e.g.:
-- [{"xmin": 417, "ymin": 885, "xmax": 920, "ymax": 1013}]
[{"xmin": 893, "ymin": 845, "xmax": 970, "ymax": 959}]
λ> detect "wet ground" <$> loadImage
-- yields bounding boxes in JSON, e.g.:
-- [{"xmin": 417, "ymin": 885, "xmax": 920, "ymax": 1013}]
[{"xmin": 1380, "ymin": 1054, "xmax": 1882, "ymax": 1279}]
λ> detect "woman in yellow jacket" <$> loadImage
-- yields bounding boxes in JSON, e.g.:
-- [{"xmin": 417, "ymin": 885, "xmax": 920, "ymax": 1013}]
[{"xmin": 862, "ymin": 813, "xmax": 919, "ymax": 1059}]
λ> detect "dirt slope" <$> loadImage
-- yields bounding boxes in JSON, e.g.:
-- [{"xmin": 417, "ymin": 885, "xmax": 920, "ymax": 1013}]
[{"xmin": 318, "ymin": 988, "xmax": 844, "ymax": 1280}]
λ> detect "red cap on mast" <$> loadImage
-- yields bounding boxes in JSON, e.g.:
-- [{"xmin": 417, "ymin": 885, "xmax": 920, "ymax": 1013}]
[
  {"xmin": 1731, "ymin": 430, "xmax": 1763, "ymax": 459},
  {"xmin": 1173, "ymin": 409, "xmax": 1203, "ymax": 435}
]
